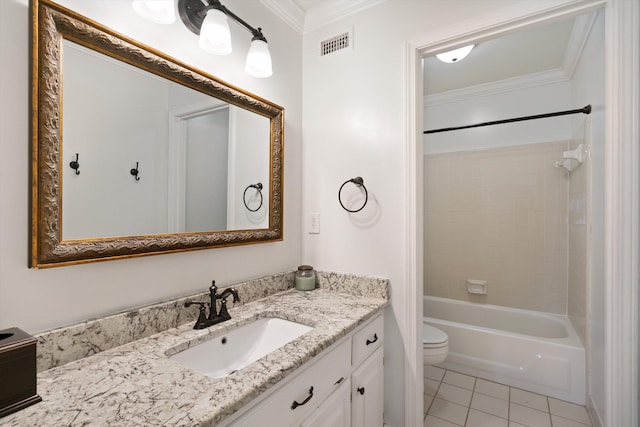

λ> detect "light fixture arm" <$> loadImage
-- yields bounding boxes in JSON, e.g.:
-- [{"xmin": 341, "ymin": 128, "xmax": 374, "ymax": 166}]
[{"xmin": 179, "ymin": 0, "xmax": 267, "ymax": 42}]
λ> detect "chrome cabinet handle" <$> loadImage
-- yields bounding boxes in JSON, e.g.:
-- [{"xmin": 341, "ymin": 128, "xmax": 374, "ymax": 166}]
[
  {"xmin": 366, "ymin": 333, "xmax": 378, "ymax": 345},
  {"xmin": 291, "ymin": 386, "xmax": 314, "ymax": 410}
]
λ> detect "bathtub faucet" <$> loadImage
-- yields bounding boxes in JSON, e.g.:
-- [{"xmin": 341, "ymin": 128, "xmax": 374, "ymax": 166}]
[{"xmin": 184, "ymin": 281, "xmax": 240, "ymax": 329}]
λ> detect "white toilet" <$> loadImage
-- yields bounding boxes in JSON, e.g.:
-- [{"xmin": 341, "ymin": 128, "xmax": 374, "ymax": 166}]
[{"xmin": 423, "ymin": 323, "xmax": 449, "ymax": 365}]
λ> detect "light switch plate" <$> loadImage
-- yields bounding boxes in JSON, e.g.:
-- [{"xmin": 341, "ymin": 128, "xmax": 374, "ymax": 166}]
[{"xmin": 308, "ymin": 213, "xmax": 320, "ymax": 234}]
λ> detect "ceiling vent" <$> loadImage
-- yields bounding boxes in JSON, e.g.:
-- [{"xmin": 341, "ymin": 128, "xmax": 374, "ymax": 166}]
[{"xmin": 320, "ymin": 30, "xmax": 352, "ymax": 56}]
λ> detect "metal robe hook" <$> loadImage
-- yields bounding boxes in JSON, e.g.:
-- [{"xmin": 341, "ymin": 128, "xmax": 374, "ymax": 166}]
[
  {"xmin": 130, "ymin": 162, "xmax": 140, "ymax": 181},
  {"xmin": 69, "ymin": 153, "xmax": 80, "ymax": 175}
]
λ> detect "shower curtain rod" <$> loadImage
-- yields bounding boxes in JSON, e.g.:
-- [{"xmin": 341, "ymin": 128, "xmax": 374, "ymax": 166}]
[{"xmin": 423, "ymin": 104, "xmax": 591, "ymax": 134}]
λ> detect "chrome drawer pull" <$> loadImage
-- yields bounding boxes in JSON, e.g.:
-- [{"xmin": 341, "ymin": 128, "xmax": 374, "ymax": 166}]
[
  {"xmin": 366, "ymin": 333, "xmax": 378, "ymax": 345},
  {"xmin": 291, "ymin": 386, "xmax": 314, "ymax": 410}
]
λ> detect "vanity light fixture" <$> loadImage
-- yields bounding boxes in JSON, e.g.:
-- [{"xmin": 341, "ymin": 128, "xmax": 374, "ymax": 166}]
[
  {"xmin": 131, "ymin": 0, "xmax": 176, "ymax": 25},
  {"xmin": 436, "ymin": 44, "xmax": 474, "ymax": 63},
  {"xmin": 177, "ymin": 0, "xmax": 273, "ymax": 78}
]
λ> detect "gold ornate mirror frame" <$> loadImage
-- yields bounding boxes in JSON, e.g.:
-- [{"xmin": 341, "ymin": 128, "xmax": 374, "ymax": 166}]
[{"xmin": 30, "ymin": 0, "xmax": 284, "ymax": 268}]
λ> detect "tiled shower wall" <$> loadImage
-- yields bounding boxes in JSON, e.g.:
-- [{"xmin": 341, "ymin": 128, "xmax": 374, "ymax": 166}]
[
  {"xmin": 423, "ymin": 141, "xmax": 571, "ymax": 314},
  {"xmin": 567, "ymin": 138, "xmax": 589, "ymax": 345}
]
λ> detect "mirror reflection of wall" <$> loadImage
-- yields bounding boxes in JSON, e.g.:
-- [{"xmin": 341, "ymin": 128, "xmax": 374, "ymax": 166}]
[
  {"xmin": 61, "ymin": 40, "xmax": 270, "ymax": 240},
  {"xmin": 62, "ymin": 40, "xmax": 170, "ymax": 240},
  {"xmin": 185, "ymin": 109, "xmax": 229, "ymax": 232}
]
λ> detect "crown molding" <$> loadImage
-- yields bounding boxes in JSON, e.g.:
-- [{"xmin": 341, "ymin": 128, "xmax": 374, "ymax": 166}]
[
  {"xmin": 562, "ymin": 10, "xmax": 598, "ymax": 79},
  {"xmin": 260, "ymin": 0, "xmax": 386, "ymax": 34},
  {"xmin": 260, "ymin": 0, "xmax": 306, "ymax": 34},
  {"xmin": 424, "ymin": 68, "xmax": 571, "ymax": 107},
  {"xmin": 424, "ymin": 10, "xmax": 598, "ymax": 108}
]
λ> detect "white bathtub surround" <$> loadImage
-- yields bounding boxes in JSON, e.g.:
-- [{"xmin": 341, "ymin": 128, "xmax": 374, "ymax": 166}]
[
  {"xmin": 3, "ymin": 284, "xmax": 388, "ymax": 426},
  {"xmin": 424, "ymin": 367, "xmax": 593, "ymax": 426},
  {"xmin": 424, "ymin": 141, "xmax": 571, "ymax": 314},
  {"xmin": 567, "ymin": 135, "xmax": 590, "ymax": 347},
  {"xmin": 34, "ymin": 270, "xmax": 388, "ymax": 373},
  {"xmin": 424, "ymin": 296, "xmax": 585, "ymax": 405}
]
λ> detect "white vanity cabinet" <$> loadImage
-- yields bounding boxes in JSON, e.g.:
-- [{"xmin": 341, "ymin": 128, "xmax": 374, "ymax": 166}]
[
  {"xmin": 350, "ymin": 314, "xmax": 384, "ymax": 427},
  {"xmin": 301, "ymin": 379, "xmax": 352, "ymax": 427},
  {"xmin": 351, "ymin": 348, "xmax": 384, "ymax": 427},
  {"xmin": 228, "ymin": 313, "xmax": 384, "ymax": 427}
]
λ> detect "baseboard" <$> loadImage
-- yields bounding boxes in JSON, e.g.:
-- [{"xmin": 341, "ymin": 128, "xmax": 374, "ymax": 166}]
[{"xmin": 588, "ymin": 395, "xmax": 604, "ymax": 427}]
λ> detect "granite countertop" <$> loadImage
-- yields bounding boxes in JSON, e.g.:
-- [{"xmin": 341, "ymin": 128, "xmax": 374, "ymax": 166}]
[{"xmin": 2, "ymin": 288, "xmax": 387, "ymax": 426}]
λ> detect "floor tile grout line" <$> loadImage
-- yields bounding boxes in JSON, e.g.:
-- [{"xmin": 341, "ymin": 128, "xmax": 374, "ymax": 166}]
[
  {"xmin": 508, "ymin": 383, "xmax": 513, "ymax": 423},
  {"xmin": 424, "ymin": 371, "xmax": 444, "ymax": 416},
  {"xmin": 551, "ymin": 412, "xmax": 593, "ymax": 426},
  {"xmin": 462, "ymin": 371, "xmax": 477, "ymax": 427},
  {"xmin": 424, "ymin": 368, "xmax": 592, "ymax": 427}
]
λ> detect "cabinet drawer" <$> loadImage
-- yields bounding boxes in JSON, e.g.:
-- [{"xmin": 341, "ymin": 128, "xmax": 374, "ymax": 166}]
[
  {"xmin": 352, "ymin": 314, "xmax": 383, "ymax": 367},
  {"xmin": 232, "ymin": 339, "xmax": 351, "ymax": 426}
]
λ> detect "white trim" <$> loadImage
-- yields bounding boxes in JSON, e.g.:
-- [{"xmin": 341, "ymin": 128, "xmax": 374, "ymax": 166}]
[
  {"xmin": 259, "ymin": 0, "xmax": 305, "ymax": 34},
  {"xmin": 226, "ymin": 106, "xmax": 238, "ymax": 230},
  {"xmin": 423, "ymin": 10, "xmax": 599, "ymax": 108},
  {"xmin": 424, "ymin": 68, "xmax": 570, "ymax": 107},
  {"xmin": 404, "ymin": 39, "xmax": 424, "ymax": 427},
  {"xmin": 167, "ymin": 103, "xmax": 230, "ymax": 232},
  {"xmin": 406, "ymin": 0, "xmax": 638, "ymax": 425},
  {"xmin": 260, "ymin": 0, "xmax": 386, "ymax": 34},
  {"xmin": 563, "ymin": 11, "xmax": 599, "ymax": 79},
  {"xmin": 589, "ymin": 394, "xmax": 604, "ymax": 427},
  {"xmin": 604, "ymin": 1, "xmax": 640, "ymax": 426}
]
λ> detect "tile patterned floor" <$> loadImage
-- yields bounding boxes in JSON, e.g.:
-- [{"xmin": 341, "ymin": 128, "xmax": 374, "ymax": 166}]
[{"xmin": 424, "ymin": 366, "xmax": 593, "ymax": 427}]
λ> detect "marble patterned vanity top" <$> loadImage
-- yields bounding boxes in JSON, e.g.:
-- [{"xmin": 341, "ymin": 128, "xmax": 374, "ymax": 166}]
[{"xmin": 2, "ymin": 275, "xmax": 388, "ymax": 426}]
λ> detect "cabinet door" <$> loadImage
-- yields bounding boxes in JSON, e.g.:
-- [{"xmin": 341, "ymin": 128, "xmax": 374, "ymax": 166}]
[
  {"xmin": 351, "ymin": 348, "xmax": 384, "ymax": 427},
  {"xmin": 230, "ymin": 340, "xmax": 351, "ymax": 427},
  {"xmin": 300, "ymin": 379, "xmax": 351, "ymax": 427}
]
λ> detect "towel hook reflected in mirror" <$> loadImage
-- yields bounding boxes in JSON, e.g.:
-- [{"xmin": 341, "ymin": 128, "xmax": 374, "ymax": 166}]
[
  {"xmin": 69, "ymin": 153, "xmax": 80, "ymax": 175},
  {"xmin": 130, "ymin": 162, "xmax": 140, "ymax": 181}
]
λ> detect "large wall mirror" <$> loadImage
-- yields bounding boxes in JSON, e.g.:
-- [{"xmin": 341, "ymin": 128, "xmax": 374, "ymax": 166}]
[{"xmin": 31, "ymin": 0, "xmax": 284, "ymax": 268}]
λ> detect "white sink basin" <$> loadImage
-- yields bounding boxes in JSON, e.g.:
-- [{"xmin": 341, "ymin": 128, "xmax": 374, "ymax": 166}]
[{"xmin": 170, "ymin": 318, "xmax": 313, "ymax": 378}]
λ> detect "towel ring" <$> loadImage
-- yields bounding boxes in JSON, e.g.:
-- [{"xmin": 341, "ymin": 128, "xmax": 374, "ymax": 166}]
[
  {"xmin": 338, "ymin": 177, "xmax": 368, "ymax": 213},
  {"xmin": 243, "ymin": 183, "xmax": 263, "ymax": 212}
]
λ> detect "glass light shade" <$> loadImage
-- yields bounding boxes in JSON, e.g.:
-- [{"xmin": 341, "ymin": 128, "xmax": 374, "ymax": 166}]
[
  {"xmin": 436, "ymin": 45, "xmax": 474, "ymax": 63},
  {"xmin": 245, "ymin": 39, "xmax": 273, "ymax": 78},
  {"xmin": 198, "ymin": 9, "xmax": 232, "ymax": 55},
  {"xmin": 131, "ymin": 0, "xmax": 176, "ymax": 25}
]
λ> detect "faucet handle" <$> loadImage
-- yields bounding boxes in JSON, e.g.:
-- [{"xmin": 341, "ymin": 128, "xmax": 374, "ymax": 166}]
[
  {"xmin": 218, "ymin": 298, "xmax": 229, "ymax": 319},
  {"xmin": 184, "ymin": 301, "xmax": 209, "ymax": 329}
]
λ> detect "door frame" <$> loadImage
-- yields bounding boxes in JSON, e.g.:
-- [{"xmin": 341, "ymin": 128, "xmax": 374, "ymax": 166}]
[{"xmin": 404, "ymin": 0, "xmax": 639, "ymax": 425}]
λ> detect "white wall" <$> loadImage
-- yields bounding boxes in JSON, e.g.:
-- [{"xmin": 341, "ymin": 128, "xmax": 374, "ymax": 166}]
[
  {"xmin": 571, "ymin": 10, "xmax": 606, "ymax": 424},
  {"xmin": 0, "ymin": 0, "xmax": 302, "ymax": 333},
  {"xmin": 300, "ymin": 1, "xmax": 571, "ymax": 424},
  {"xmin": 423, "ymin": 80, "xmax": 574, "ymax": 154},
  {"xmin": 62, "ymin": 41, "xmax": 171, "ymax": 239},
  {"xmin": 227, "ymin": 107, "xmax": 270, "ymax": 230},
  {"xmin": 185, "ymin": 109, "xmax": 229, "ymax": 231}
]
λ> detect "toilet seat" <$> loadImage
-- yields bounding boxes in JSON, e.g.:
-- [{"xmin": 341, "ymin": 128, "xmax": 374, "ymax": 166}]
[
  {"xmin": 423, "ymin": 324, "xmax": 448, "ymax": 346},
  {"xmin": 423, "ymin": 323, "xmax": 449, "ymax": 365}
]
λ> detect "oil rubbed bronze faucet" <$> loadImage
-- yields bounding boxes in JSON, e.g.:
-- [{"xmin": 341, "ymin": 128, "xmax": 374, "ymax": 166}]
[{"xmin": 184, "ymin": 281, "xmax": 240, "ymax": 329}]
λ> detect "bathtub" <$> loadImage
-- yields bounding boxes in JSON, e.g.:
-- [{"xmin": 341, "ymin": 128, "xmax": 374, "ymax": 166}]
[{"xmin": 424, "ymin": 296, "xmax": 586, "ymax": 405}]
